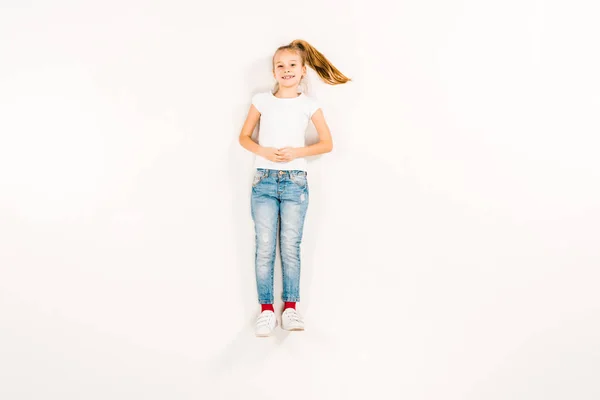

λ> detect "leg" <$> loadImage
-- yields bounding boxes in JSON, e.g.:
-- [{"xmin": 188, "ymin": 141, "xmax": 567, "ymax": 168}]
[
  {"xmin": 251, "ymin": 181, "xmax": 279, "ymax": 304},
  {"xmin": 280, "ymin": 174, "xmax": 309, "ymax": 302}
]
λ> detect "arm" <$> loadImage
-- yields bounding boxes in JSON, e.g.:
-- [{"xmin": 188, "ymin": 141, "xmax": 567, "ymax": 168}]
[
  {"xmin": 279, "ymin": 108, "xmax": 333, "ymax": 161},
  {"xmin": 238, "ymin": 104, "xmax": 283, "ymax": 162},
  {"xmin": 238, "ymin": 104, "xmax": 262, "ymax": 155}
]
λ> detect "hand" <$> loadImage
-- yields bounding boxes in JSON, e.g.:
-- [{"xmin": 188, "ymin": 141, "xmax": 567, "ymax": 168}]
[
  {"xmin": 277, "ymin": 147, "xmax": 300, "ymax": 162},
  {"xmin": 259, "ymin": 147, "xmax": 285, "ymax": 163}
]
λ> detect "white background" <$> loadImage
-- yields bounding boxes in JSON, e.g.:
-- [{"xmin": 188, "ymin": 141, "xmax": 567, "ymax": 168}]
[{"xmin": 1, "ymin": 1, "xmax": 599, "ymax": 399}]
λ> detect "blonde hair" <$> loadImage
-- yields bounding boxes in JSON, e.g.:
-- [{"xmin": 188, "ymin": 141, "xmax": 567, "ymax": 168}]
[{"xmin": 272, "ymin": 39, "xmax": 351, "ymax": 94}]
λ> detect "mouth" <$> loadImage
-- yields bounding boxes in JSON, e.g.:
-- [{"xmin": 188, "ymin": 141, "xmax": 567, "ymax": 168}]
[{"xmin": 282, "ymin": 75, "xmax": 295, "ymax": 80}]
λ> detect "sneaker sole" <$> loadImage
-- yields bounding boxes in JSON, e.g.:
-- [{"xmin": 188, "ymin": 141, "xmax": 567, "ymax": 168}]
[{"xmin": 281, "ymin": 326, "xmax": 304, "ymax": 331}]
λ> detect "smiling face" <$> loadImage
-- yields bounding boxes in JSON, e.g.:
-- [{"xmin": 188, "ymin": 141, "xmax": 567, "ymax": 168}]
[{"xmin": 272, "ymin": 50, "xmax": 306, "ymax": 90}]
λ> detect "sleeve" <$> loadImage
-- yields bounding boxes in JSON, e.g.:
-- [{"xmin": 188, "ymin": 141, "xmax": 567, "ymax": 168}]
[
  {"xmin": 308, "ymin": 96, "xmax": 321, "ymax": 118},
  {"xmin": 251, "ymin": 92, "xmax": 263, "ymax": 113}
]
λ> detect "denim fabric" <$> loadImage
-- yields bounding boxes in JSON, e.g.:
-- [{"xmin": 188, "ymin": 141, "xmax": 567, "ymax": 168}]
[{"xmin": 250, "ymin": 168, "xmax": 309, "ymax": 304}]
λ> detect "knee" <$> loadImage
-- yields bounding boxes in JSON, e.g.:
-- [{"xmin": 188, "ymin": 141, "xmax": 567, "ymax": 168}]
[
  {"xmin": 256, "ymin": 265, "xmax": 270, "ymax": 279},
  {"xmin": 280, "ymin": 238, "xmax": 300, "ymax": 256},
  {"xmin": 256, "ymin": 232, "xmax": 275, "ymax": 254}
]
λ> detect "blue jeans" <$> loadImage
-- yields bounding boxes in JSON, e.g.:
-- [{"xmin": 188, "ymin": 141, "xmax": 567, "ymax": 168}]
[{"xmin": 251, "ymin": 168, "xmax": 309, "ymax": 304}]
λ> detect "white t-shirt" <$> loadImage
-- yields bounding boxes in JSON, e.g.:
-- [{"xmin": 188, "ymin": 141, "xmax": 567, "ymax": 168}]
[{"xmin": 251, "ymin": 91, "xmax": 321, "ymax": 172}]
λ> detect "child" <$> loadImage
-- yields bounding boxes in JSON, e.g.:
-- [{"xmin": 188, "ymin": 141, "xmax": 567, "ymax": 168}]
[{"xmin": 238, "ymin": 39, "xmax": 350, "ymax": 337}]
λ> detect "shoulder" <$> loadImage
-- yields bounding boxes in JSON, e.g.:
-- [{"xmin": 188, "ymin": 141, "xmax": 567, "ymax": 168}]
[
  {"xmin": 251, "ymin": 91, "xmax": 270, "ymax": 103},
  {"xmin": 302, "ymin": 93, "xmax": 321, "ymax": 117},
  {"xmin": 302, "ymin": 93, "xmax": 320, "ymax": 106},
  {"xmin": 251, "ymin": 91, "xmax": 272, "ymax": 113}
]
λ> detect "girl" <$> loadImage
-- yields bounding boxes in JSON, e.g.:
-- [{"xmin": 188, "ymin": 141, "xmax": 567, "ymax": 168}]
[{"xmin": 238, "ymin": 39, "xmax": 350, "ymax": 337}]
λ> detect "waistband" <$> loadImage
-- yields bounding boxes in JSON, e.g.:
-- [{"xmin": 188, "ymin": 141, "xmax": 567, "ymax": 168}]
[{"xmin": 256, "ymin": 168, "xmax": 307, "ymax": 177}]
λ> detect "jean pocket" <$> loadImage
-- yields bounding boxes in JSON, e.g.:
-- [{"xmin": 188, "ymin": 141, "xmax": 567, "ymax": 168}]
[
  {"xmin": 252, "ymin": 170, "xmax": 267, "ymax": 187},
  {"xmin": 290, "ymin": 171, "xmax": 307, "ymax": 188}
]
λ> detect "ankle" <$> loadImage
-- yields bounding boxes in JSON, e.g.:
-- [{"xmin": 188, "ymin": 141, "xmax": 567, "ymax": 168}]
[{"xmin": 261, "ymin": 304, "xmax": 274, "ymax": 312}]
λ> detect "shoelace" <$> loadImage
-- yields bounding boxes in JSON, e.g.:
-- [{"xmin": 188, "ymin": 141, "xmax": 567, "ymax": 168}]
[
  {"xmin": 283, "ymin": 309, "xmax": 302, "ymax": 322},
  {"xmin": 257, "ymin": 313, "xmax": 274, "ymax": 327}
]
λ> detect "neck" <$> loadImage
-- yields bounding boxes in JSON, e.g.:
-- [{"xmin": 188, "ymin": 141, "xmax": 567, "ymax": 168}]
[{"xmin": 274, "ymin": 86, "xmax": 301, "ymax": 98}]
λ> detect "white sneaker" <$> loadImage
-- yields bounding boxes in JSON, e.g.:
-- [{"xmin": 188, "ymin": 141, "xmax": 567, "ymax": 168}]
[
  {"xmin": 255, "ymin": 310, "xmax": 278, "ymax": 337},
  {"xmin": 281, "ymin": 308, "xmax": 305, "ymax": 331}
]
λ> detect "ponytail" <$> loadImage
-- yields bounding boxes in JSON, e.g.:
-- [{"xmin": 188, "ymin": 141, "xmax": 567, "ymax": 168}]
[{"xmin": 274, "ymin": 39, "xmax": 351, "ymax": 86}]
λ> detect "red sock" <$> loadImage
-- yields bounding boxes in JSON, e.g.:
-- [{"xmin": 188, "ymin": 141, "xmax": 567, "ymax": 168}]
[
  {"xmin": 261, "ymin": 304, "xmax": 274, "ymax": 312},
  {"xmin": 284, "ymin": 302, "xmax": 296, "ymax": 310}
]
